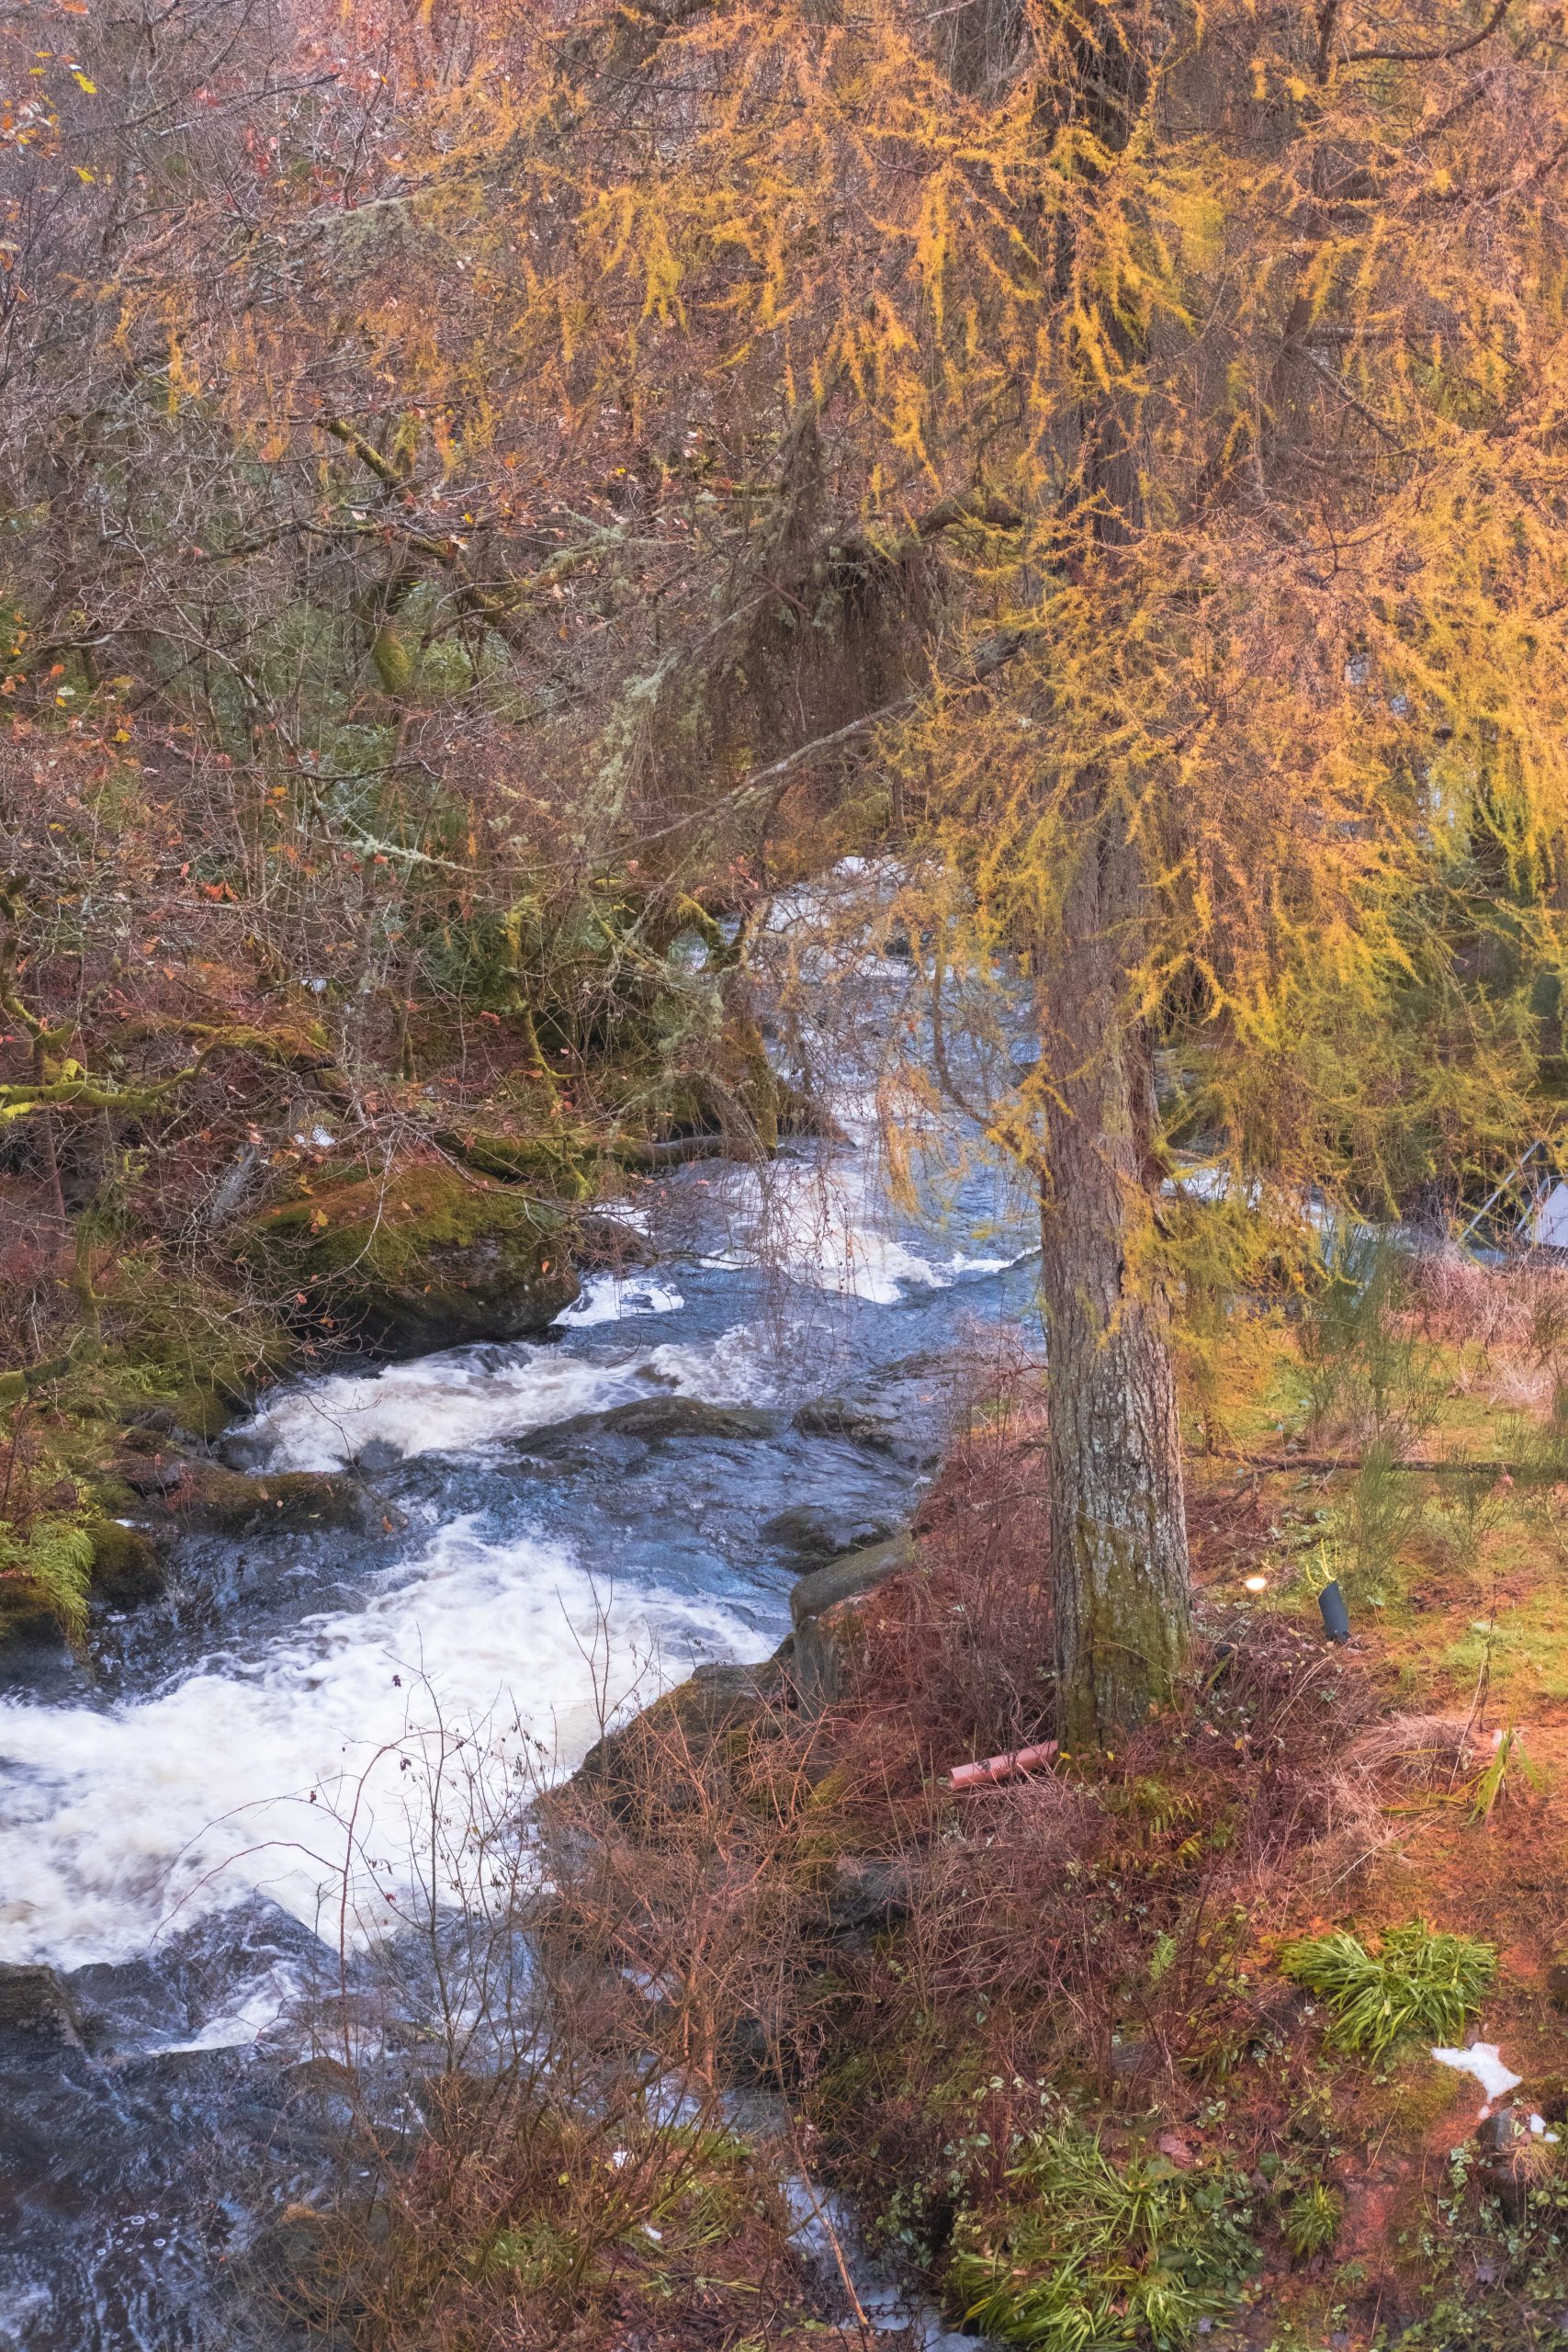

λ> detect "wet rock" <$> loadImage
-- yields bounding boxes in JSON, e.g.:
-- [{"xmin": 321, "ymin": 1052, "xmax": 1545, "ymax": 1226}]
[
  {"xmin": 790, "ymin": 1535, "xmax": 913, "ymax": 1632},
  {"xmin": 0, "ymin": 1964, "xmax": 85, "ymax": 2053},
  {"xmin": 161, "ymin": 1464, "xmax": 366, "ymax": 1535},
  {"xmin": 88, "ymin": 1520, "xmax": 168, "ymax": 1609},
  {"xmin": 600, "ymin": 1397, "xmax": 782, "ymax": 1442},
  {"xmin": 519, "ymin": 1398, "xmax": 783, "ymax": 1459},
  {"xmin": 792, "ymin": 1396, "xmax": 902, "ymax": 1451},
  {"xmin": 66, "ymin": 1957, "xmax": 189, "ymax": 2054},
  {"xmin": 793, "ymin": 1370, "xmax": 946, "ymax": 1473},
  {"xmin": 761, "ymin": 1503, "xmax": 899, "ymax": 1566},
  {"xmin": 238, "ymin": 1160, "xmax": 580, "ymax": 1356},
  {"xmin": 351, "ymin": 1438, "xmax": 404, "ymax": 1474}
]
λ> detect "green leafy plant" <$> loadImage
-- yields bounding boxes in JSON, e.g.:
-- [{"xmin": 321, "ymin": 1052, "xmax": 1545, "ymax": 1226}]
[
  {"xmin": 948, "ymin": 2128, "xmax": 1255, "ymax": 2349},
  {"xmin": 1280, "ymin": 1921, "xmax": 1496, "ymax": 2057},
  {"xmin": 1281, "ymin": 2181, "xmax": 1342, "ymax": 2259},
  {"xmin": 1468, "ymin": 1725, "xmax": 1540, "ymax": 1823},
  {"xmin": 0, "ymin": 1514, "xmax": 93, "ymax": 1641}
]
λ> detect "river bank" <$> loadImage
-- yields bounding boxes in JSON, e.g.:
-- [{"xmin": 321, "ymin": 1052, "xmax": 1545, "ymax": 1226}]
[{"xmin": 380, "ymin": 1261, "xmax": 1568, "ymax": 2352}]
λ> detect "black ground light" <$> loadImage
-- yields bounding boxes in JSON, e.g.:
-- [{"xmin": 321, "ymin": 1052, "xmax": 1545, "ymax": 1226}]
[{"xmin": 1317, "ymin": 1579, "xmax": 1351, "ymax": 1644}]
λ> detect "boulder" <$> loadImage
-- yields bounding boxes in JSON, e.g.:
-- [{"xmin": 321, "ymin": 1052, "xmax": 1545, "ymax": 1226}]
[
  {"xmin": 597, "ymin": 1397, "xmax": 782, "ymax": 1442},
  {"xmin": 88, "ymin": 1521, "xmax": 167, "ymax": 1609},
  {"xmin": 574, "ymin": 1659, "xmax": 783, "ymax": 1812},
  {"xmin": 761, "ymin": 1502, "xmax": 900, "ymax": 1566},
  {"xmin": 0, "ymin": 1964, "xmax": 85, "ymax": 2054},
  {"xmin": 790, "ymin": 1534, "xmax": 914, "ymax": 1633},
  {"xmin": 151, "ymin": 1464, "xmax": 364, "ymax": 1536},
  {"xmin": 517, "ymin": 1397, "xmax": 784, "ymax": 1459},
  {"xmin": 792, "ymin": 1396, "xmax": 902, "ymax": 1451},
  {"xmin": 792, "ymin": 1371, "xmax": 946, "ymax": 1471},
  {"xmin": 239, "ymin": 1161, "xmax": 579, "ymax": 1356},
  {"xmin": 786, "ymin": 1534, "xmax": 914, "ymax": 1709}
]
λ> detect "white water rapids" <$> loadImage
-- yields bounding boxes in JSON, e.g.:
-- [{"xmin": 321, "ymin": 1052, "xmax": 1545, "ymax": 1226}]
[{"xmin": 0, "ymin": 1143, "xmax": 1032, "ymax": 1980}]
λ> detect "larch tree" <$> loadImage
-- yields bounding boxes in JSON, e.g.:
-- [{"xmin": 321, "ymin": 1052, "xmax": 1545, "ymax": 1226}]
[
  {"xmin": 404, "ymin": 0, "xmax": 1568, "ymax": 1744},
  {"xmin": 11, "ymin": 0, "xmax": 1568, "ymax": 1739}
]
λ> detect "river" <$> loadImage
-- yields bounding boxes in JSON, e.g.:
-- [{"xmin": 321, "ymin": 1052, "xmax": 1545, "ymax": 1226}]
[{"xmin": 0, "ymin": 1077, "xmax": 1039, "ymax": 2348}]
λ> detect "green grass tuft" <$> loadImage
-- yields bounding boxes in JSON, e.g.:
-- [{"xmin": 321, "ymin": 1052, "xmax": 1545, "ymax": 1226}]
[
  {"xmin": 948, "ymin": 2127, "xmax": 1255, "ymax": 2350},
  {"xmin": 1281, "ymin": 2180, "xmax": 1341, "ymax": 2259},
  {"xmin": 1280, "ymin": 1920, "xmax": 1496, "ymax": 2057}
]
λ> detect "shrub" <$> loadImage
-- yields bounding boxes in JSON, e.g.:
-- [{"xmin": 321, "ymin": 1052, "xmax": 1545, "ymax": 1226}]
[
  {"xmin": 1280, "ymin": 1920, "xmax": 1496, "ymax": 2057},
  {"xmin": 948, "ymin": 2128, "xmax": 1256, "ymax": 2350}
]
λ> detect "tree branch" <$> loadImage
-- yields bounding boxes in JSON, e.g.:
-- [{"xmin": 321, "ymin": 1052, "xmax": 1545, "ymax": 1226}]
[{"xmin": 1343, "ymin": 0, "xmax": 1509, "ymax": 65}]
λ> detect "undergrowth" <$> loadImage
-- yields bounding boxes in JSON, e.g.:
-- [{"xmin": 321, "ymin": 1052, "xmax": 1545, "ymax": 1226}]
[
  {"xmin": 1280, "ymin": 1922, "xmax": 1497, "ymax": 2058},
  {"xmin": 947, "ymin": 2128, "xmax": 1256, "ymax": 2350},
  {"xmin": 300, "ymin": 1362, "xmax": 1568, "ymax": 2352}
]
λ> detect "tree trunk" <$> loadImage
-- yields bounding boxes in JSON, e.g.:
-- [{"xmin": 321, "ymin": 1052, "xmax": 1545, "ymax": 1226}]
[{"xmin": 1039, "ymin": 813, "xmax": 1190, "ymax": 1748}]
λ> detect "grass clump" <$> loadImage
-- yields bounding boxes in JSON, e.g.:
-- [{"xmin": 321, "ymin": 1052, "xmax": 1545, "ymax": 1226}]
[
  {"xmin": 1280, "ymin": 1920, "xmax": 1496, "ymax": 2057},
  {"xmin": 947, "ymin": 2128, "xmax": 1256, "ymax": 2350},
  {"xmin": 1280, "ymin": 2180, "xmax": 1341, "ymax": 2259}
]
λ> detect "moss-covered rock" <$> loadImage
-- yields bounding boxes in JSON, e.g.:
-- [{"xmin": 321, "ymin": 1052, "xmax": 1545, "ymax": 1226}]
[
  {"xmin": 573, "ymin": 1660, "xmax": 784, "ymax": 1815},
  {"xmin": 785, "ymin": 1534, "xmax": 915, "ymax": 1710},
  {"xmin": 789, "ymin": 1533, "xmax": 914, "ymax": 1632},
  {"xmin": 164, "ymin": 1464, "xmax": 363, "ymax": 1535},
  {"xmin": 238, "ymin": 1161, "xmax": 580, "ymax": 1355},
  {"xmin": 88, "ymin": 1520, "xmax": 167, "ymax": 1608}
]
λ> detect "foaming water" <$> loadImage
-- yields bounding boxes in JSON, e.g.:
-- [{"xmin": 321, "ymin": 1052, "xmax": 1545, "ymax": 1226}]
[
  {"xmin": 555, "ymin": 1271, "xmax": 686, "ymax": 1328},
  {"xmin": 235, "ymin": 1322, "xmax": 769, "ymax": 1473},
  {"xmin": 699, "ymin": 1148, "xmax": 1036, "ymax": 1306},
  {"xmin": 0, "ymin": 1515, "xmax": 748, "ymax": 1971}
]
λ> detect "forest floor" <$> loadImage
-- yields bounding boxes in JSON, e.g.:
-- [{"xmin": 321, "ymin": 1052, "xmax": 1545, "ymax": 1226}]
[{"xmin": 290, "ymin": 1251, "xmax": 1568, "ymax": 2352}]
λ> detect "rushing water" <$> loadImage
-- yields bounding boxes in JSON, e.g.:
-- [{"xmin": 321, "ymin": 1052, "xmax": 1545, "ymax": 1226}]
[{"xmin": 0, "ymin": 1106, "xmax": 1038, "ymax": 2349}]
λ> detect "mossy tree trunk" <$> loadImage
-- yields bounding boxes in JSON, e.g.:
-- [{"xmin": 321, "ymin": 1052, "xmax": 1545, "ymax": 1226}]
[
  {"xmin": 1039, "ymin": 809, "xmax": 1190, "ymax": 1749},
  {"xmin": 1036, "ymin": 6, "xmax": 1191, "ymax": 1744}
]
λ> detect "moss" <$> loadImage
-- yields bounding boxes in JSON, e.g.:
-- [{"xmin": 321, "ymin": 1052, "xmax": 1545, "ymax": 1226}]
[
  {"xmin": 437, "ymin": 1126, "xmax": 597, "ymax": 1200},
  {"xmin": 36, "ymin": 1256, "xmax": 290, "ymax": 1442},
  {"xmin": 0, "ymin": 1515, "xmax": 94, "ymax": 1642},
  {"xmin": 87, "ymin": 1520, "xmax": 167, "ymax": 1607},
  {"xmin": 239, "ymin": 1159, "xmax": 580, "ymax": 1355},
  {"xmin": 170, "ymin": 1464, "xmax": 363, "ymax": 1534}
]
